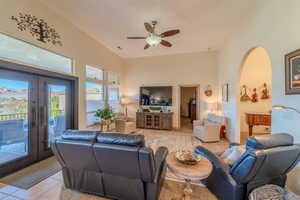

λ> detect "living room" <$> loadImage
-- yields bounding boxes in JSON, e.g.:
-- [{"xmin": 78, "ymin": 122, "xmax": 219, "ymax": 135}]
[{"xmin": 1, "ymin": 0, "xmax": 300, "ymax": 200}]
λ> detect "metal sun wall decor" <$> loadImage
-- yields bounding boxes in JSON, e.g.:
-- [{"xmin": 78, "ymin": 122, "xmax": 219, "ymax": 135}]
[{"xmin": 11, "ymin": 13, "xmax": 62, "ymax": 46}]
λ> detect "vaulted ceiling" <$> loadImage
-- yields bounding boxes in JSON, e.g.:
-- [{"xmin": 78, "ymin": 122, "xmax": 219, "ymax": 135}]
[{"xmin": 40, "ymin": 0, "xmax": 254, "ymax": 58}]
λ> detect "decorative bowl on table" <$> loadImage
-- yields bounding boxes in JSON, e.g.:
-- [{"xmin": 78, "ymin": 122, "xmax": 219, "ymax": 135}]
[{"xmin": 175, "ymin": 150, "xmax": 201, "ymax": 165}]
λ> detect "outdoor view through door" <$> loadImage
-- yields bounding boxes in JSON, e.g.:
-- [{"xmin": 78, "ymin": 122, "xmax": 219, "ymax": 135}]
[
  {"xmin": 0, "ymin": 78, "xmax": 29, "ymax": 165},
  {"xmin": 0, "ymin": 66, "xmax": 75, "ymax": 176},
  {"xmin": 48, "ymin": 85, "xmax": 67, "ymax": 148}
]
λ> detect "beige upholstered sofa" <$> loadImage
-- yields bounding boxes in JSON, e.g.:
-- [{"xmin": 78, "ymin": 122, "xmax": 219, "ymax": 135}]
[{"xmin": 193, "ymin": 113, "xmax": 227, "ymax": 142}]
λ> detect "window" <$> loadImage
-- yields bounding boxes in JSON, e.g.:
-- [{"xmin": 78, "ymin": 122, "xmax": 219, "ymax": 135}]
[
  {"xmin": 0, "ymin": 33, "xmax": 72, "ymax": 74},
  {"xmin": 108, "ymin": 71, "xmax": 119, "ymax": 84},
  {"xmin": 86, "ymin": 82, "xmax": 104, "ymax": 126},
  {"xmin": 86, "ymin": 65, "xmax": 103, "ymax": 80},
  {"xmin": 85, "ymin": 66, "xmax": 120, "ymax": 126},
  {"xmin": 108, "ymin": 86, "xmax": 120, "ymax": 112}
]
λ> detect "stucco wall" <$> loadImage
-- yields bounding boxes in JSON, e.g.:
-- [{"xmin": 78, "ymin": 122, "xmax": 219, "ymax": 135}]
[
  {"xmin": 123, "ymin": 51, "xmax": 219, "ymax": 128},
  {"xmin": 0, "ymin": 0, "xmax": 124, "ymax": 129},
  {"xmin": 217, "ymin": 0, "xmax": 300, "ymax": 193}
]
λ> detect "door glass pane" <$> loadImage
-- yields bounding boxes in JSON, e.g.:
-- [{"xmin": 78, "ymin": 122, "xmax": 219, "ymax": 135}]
[
  {"xmin": 48, "ymin": 85, "xmax": 66, "ymax": 147},
  {"xmin": 0, "ymin": 78, "xmax": 29, "ymax": 164},
  {"xmin": 86, "ymin": 82, "xmax": 104, "ymax": 126}
]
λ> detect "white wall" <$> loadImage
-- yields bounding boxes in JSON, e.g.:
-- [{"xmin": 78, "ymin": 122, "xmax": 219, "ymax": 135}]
[
  {"xmin": 239, "ymin": 47, "xmax": 272, "ymax": 133},
  {"xmin": 217, "ymin": 0, "xmax": 300, "ymax": 193},
  {"xmin": 123, "ymin": 51, "xmax": 219, "ymax": 128},
  {"xmin": 0, "ymin": 0, "xmax": 124, "ymax": 129}
]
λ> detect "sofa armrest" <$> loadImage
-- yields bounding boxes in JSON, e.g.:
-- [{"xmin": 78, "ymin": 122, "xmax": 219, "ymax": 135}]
[
  {"xmin": 195, "ymin": 146, "xmax": 237, "ymax": 186},
  {"xmin": 154, "ymin": 146, "xmax": 168, "ymax": 183}
]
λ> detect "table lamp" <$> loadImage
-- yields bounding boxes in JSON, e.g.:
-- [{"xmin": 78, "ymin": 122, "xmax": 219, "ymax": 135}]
[{"xmin": 121, "ymin": 97, "xmax": 132, "ymax": 118}]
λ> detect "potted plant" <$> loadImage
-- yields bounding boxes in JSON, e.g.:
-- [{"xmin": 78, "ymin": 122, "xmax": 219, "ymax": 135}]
[{"xmin": 95, "ymin": 105, "xmax": 115, "ymax": 131}]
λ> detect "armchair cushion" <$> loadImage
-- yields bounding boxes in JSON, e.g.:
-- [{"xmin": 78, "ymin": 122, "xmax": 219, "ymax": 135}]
[
  {"xmin": 203, "ymin": 119, "xmax": 219, "ymax": 126},
  {"xmin": 220, "ymin": 145, "xmax": 246, "ymax": 166},
  {"xmin": 207, "ymin": 113, "xmax": 226, "ymax": 125}
]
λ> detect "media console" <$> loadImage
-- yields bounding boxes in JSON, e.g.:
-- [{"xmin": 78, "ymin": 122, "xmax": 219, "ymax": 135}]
[{"xmin": 136, "ymin": 112, "xmax": 173, "ymax": 130}]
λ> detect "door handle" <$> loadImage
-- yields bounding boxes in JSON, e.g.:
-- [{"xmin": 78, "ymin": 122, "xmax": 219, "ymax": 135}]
[
  {"xmin": 40, "ymin": 106, "xmax": 45, "ymax": 126},
  {"xmin": 31, "ymin": 107, "xmax": 36, "ymax": 128}
]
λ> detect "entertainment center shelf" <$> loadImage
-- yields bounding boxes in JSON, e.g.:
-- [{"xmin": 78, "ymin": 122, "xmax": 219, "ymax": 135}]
[{"xmin": 136, "ymin": 112, "xmax": 173, "ymax": 130}]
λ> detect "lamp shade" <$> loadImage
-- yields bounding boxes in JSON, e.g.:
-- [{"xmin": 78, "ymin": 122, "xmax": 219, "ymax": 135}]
[{"xmin": 121, "ymin": 97, "xmax": 132, "ymax": 105}]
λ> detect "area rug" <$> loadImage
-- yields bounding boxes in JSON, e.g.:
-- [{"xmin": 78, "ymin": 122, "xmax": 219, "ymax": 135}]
[
  {"xmin": 137, "ymin": 129, "xmax": 229, "ymax": 184},
  {"xmin": 0, "ymin": 156, "xmax": 62, "ymax": 189},
  {"xmin": 59, "ymin": 179, "xmax": 217, "ymax": 200}
]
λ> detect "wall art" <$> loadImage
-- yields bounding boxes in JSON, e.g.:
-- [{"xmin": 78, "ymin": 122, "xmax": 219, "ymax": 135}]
[
  {"xmin": 11, "ymin": 13, "xmax": 62, "ymax": 46},
  {"xmin": 285, "ymin": 49, "xmax": 300, "ymax": 94}
]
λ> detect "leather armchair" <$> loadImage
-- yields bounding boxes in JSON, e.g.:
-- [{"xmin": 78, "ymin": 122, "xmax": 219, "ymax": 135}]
[
  {"xmin": 51, "ymin": 130, "xmax": 168, "ymax": 200},
  {"xmin": 195, "ymin": 133, "xmax": 300, "ymax": 200}
]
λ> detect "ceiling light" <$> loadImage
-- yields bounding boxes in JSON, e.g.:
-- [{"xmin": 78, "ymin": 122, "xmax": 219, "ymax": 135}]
[{"xmin": 145, "ymin": 34, "xmax": 162, "ymax": 47}]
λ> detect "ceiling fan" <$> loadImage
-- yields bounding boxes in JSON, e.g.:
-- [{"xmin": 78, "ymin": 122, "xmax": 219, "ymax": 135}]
[{"xmin": 127, "ymin": 21, "xmax": 180, "ymax": 50}]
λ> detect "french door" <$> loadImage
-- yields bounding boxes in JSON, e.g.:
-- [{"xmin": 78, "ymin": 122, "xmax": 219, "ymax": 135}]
[
  {"xmin": 38, "ymin": 77, "xmax": 72, "ymax": 159},
  {"xmin": 0, "ymin": 67, "xmax": 75, "ymax": 176}
]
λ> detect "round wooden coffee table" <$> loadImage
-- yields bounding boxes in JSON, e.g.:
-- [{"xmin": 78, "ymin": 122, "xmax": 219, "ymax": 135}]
[{"xmin": 166, "ymin": 152, "xmax": 213, "ymax": 200}]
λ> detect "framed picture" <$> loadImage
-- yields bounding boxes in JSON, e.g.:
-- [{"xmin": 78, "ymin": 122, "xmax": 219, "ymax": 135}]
[
  {"xmin": 222, "ymin": 84, "xmax": 228, "ymax": 102},
  {"xmin": 285, "ymin": 49, "xmax": 300, "ymax": 94}
]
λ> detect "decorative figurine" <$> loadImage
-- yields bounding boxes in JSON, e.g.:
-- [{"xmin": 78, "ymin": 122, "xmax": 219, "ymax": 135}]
[
  {"xmin": 261, "ymin": 83, "xmax": 270, "ymax": 99},
  {"xmin": 251, "ymin": 88, "xmax": 259, "ymax": 103},
  {"xmin": 240, "ymin": 85, "xmax": 251, "ymax": 102}
]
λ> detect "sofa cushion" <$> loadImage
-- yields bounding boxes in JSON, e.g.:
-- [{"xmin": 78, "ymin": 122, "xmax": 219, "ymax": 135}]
[
  {"xmin": 61, "ymin": 130, "xmax": 100, "ymax": 141},
  {"xmin": 246, "ymin": 133, "xmax": 293, "ymax": 151},
  {"xmin": 97, "ymin": 132, "xmax": 145, "ymax": 147}
]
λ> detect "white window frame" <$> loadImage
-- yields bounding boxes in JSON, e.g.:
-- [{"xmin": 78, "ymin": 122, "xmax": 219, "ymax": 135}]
[{"xmin": 85, "ymin": 66, "xmax": 120, "ymax": 126}]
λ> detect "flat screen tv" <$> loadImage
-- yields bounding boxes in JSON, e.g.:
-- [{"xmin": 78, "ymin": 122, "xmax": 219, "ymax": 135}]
[{"xmin": 140, "ymin": 86, "xmax": 172, "ymax": 106}]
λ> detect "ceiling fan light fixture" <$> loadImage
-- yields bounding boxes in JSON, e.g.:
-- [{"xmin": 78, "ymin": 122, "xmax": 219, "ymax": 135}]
[{"xmin": 145, "ymin": 34, "xmax": 162, "ymax": 47}]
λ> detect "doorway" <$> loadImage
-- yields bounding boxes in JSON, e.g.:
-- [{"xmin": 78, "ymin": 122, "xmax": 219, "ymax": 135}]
[
  {"xmin": 239, "ymin": 47, "xmax": 272, "ymax": 144},
  {"xmin": 180, "ymin": 86, "xmax": 198, "ymax": 132},
  {"xmin": 0, "ymin": 61, "xmax": 77, "ymax": 176}
]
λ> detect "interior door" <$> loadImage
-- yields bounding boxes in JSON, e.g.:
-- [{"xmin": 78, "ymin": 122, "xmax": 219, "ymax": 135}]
[
  {"xmin": 38, "ymin": 77, "xmax": 72, "ymax": 159},
  {"xmin": 0, "ymin": 69, "xmax": 38, "ymax": 175}
]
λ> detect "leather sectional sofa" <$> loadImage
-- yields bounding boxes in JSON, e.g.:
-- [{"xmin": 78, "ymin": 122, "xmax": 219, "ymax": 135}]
[{"xmin": 51, "ymin": 130, "xmax": 168, "ymax": 200}]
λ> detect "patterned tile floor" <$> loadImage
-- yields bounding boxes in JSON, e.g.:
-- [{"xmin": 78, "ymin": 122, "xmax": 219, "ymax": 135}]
[{"xmin": 0, "ymin": 129, "xmax": 228, "ymax": 200}]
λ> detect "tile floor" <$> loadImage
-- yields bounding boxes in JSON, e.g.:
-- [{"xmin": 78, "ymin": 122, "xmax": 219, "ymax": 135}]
[
  {"xmin": 0, "ymin": 171, "xmax": 218, "ymax": 200},
  {"xmin": 0, "ymin": 129, "xmax": 225, "ymax": 200}
]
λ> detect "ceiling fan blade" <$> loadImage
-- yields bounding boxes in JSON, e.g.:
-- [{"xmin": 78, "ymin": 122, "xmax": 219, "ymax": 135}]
[
  {"xmin": 144, "ymin": 22, "xmax": 154, "ymax": 33},
  {"xmin": 127, "ymin": 36, "xmax": 147, "ymax": 39},
  {"xmin": 160, "ymin": 29, "xmax": 180, "ymax": 37},
  {"xmin": 144, "ymin": 44, "xmax": 150, "ymax": 50},
  {"xmin": 160, "ymin": 40, "xmax": 172, "ymax": 47}
]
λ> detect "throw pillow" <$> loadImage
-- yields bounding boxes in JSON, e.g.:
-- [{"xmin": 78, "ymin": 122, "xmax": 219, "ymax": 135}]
[{"xmin": 220, "ymin": 145, "xmax": 246, "ymax": 166}]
